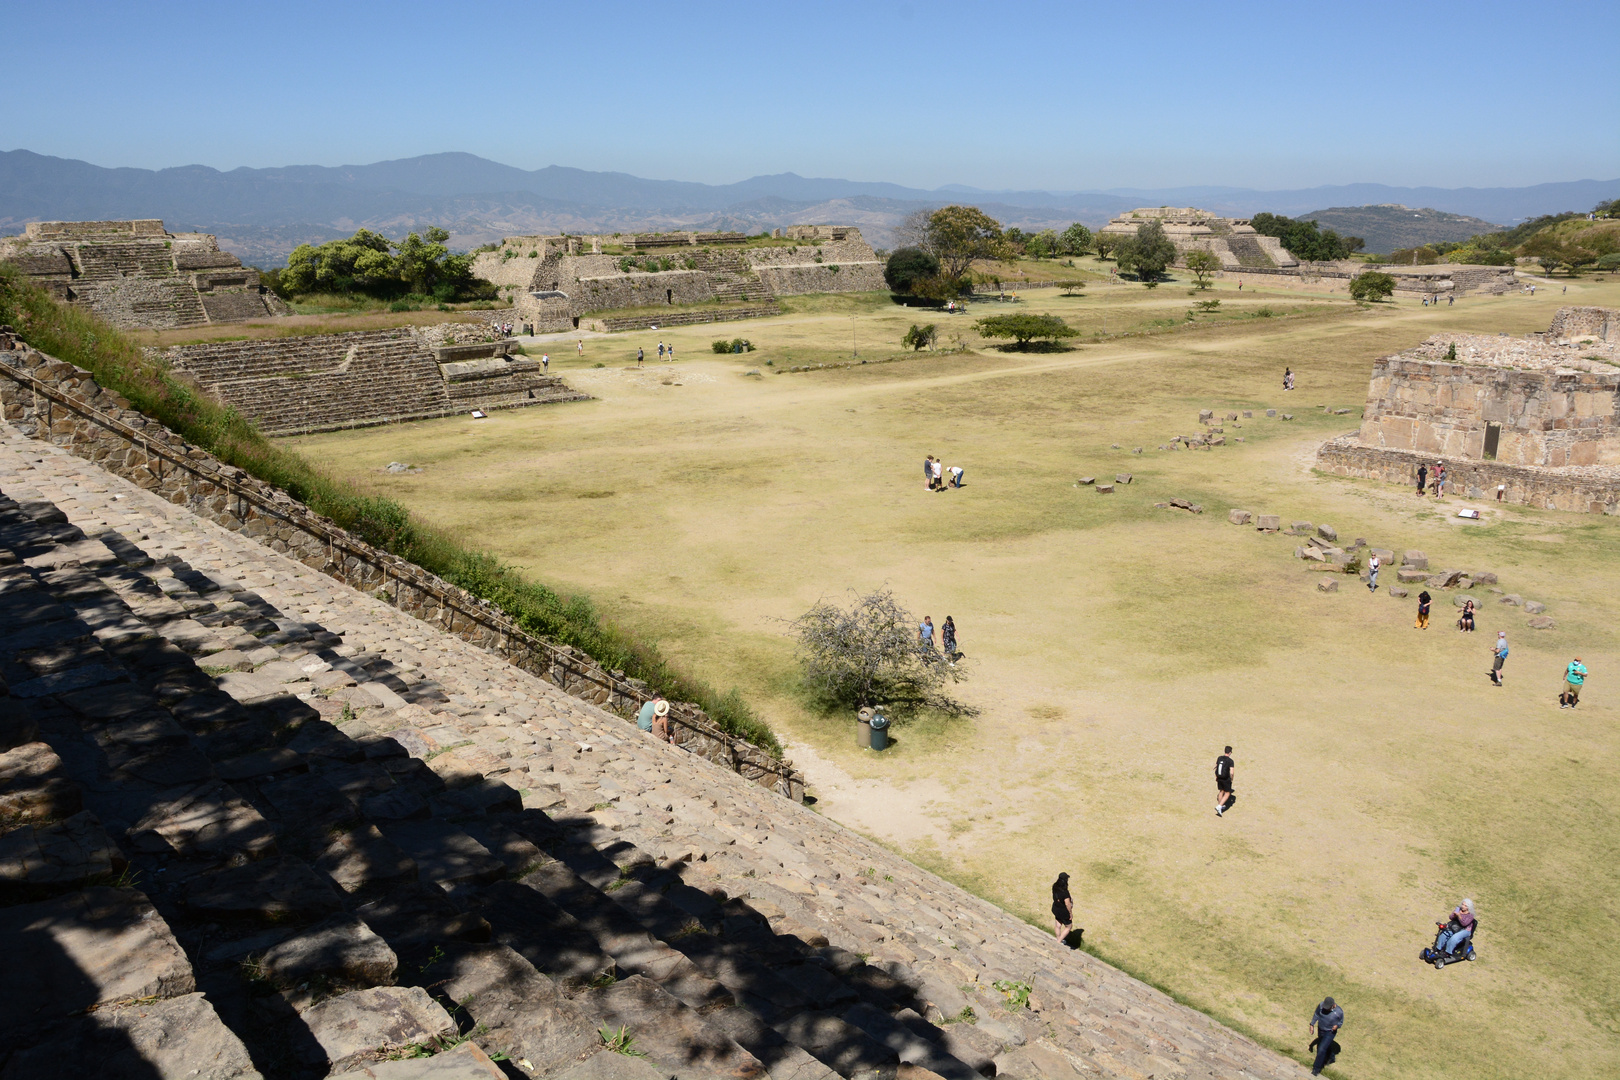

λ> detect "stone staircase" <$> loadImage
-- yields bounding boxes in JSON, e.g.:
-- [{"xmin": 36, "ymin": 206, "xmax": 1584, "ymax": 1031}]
[
  {"xmin": 0, "ymin": 424, "xmax": 1305, "ymax": 1080},
  {"xmin": 71, "ymin": 241, "xmax": 179, "ymax": 280},
  {"xmin": 686, "ymin": 251, "xmax": 774, "ymax": 304},
  {"xmin": 1222, "ymin": 237, "xmax": 1276, "ymax": 270},
  {"xmin": 162, "ymin": 332, "xmax": 589, "ymax": 436}
]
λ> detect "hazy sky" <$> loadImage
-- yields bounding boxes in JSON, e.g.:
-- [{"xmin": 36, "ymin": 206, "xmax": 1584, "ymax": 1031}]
[{"xmin": 8, "ymin": 0, "xmax": 1617, "ymax": 191}]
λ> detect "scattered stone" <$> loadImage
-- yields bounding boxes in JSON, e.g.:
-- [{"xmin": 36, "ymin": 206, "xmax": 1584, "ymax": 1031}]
[
  {"xmin": 1095, "ymin": 484, "xmax": 1114, "ymax": 494},
  {"xmin": 1266, "ymin": 409, "xmax": 1277, "ymax": 417},
  {"xmin": 1256, "ymin": 514, "xmax": 1281, "ymax": 531},
  {"xmin": 1427, "ymin": 570, "xmax": 1467, "ymax": 589},
  {"xmin": 1317, "ymin": 579, "xmax": 1339, "ymax": 593},
  {"xmin": 1235, "ymin": 436, "xmax": 1245, "ymax": 442},
  {"xmin": 1077, "ymin": 476, "xmax": 1095, "ymax": 485},
  {"xmin": 1198, "ymin": 410, "xmax": 1213, "ymax": 421},
  {"xmin": 1287, "ymin": 521, "xmax": 1313, "ymax": 535},
  {"xmin": 1524, "ymin": 600, "xmax": 1547, "ymax": 614},
  {"xmin": 1333, "ymin": 407, "xmax": 1352, "ymax": 415},
  {"xmin": 299, "ymin": 985, "xmax": 456, "ymax": 1072},
  {"xmin": 1371, "ymin": 548, "xmax": 1395, "ymax": 564},
  {"xmin": 1528, "ymin": 615, "xmax": 1557, "ymax": 630},
  {"xmin": 1452, "ymin": 594, "xmax": 1478, "ymax": 608},
  {"xmin": 1403, "ymin": 550, "xmax": 1428, "ymax": 569},
  {"xmin": 1500, "ymin": 594, "xmax": 1523, "ymax": 606},
  {"xmin": 1281, "ymin": 414, "xmax": 1294, "ymax": 420},
  {"xmin": 1395, "ymin": 568, "xmax": 1429, "ymax": 584},
  {"xmin": 1153, "ymin": 501, "xmax": 1169, "ymax": 508},
  {"xmin": 1389, "ymin": 587, "xmax": 1409, "ymax": 598},
  {"xmin": 1132, "ymin": 446, "xmax": 1143, "ymax": 454},
  {"xmin": 1474, "ymin": 572, "xmax": 1499, "ymax": 585},
  {"xmin": 1226, "ymin": 412, "xmax": 1239, "ymax": 421},
  {"xmin": 1227, "ymin": 509, "xmax": 1252, "ymax": 525},
  {"xmin": 1300, "ymin": 547, "xmax": 1326, "ymax": 562},
  {"xmin": 1109, "ymin": 443, "xmax": 1120, "ymax": 449},
  {"xmin": 1168, "ymin": 498, "xmax": 1203, "ymax": 513},
  {"xmin": 1242, "ymin": 410, "xmax": 1253, "ymax": 418},
  {"xmin": 1114, "ymin": 474, "xmax": 1132, "ymax": 484},
  {"xmin": 1317, "ymin": 524, "xmax": 1338, "ymax": 542},
  {"xmin": 1210, "ymin": 436, "xmax": 1225, "ymax": 446}
]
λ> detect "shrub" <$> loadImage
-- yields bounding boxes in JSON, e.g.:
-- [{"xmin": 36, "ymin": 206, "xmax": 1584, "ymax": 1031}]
[
  {"xmin": 711, "ymin": 339, "xmax": 731, "ymax": 353},
  {"xmin": 0, "ymin": 265, "xmax": 780, "ymax": 755},
  {"xmin": 901, "ymin": 323, "xmax": 937, "ymax": 351},
  {"xmin": 791, "ymin": 588, "xmax": 969, "ymax": 716},
  {"xmin": 1349, "ymin": 271, "xmax": 1397, "ymax": 303},
  {"xmin": 884, "ymin": 248, "xmax": 941, "ymax": 295},
  {"xmin": 974, "ymin": 313, "xmax": 1078, "ymax": 349}
]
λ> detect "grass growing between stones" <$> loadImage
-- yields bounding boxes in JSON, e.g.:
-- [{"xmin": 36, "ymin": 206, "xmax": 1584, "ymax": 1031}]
[
  {"xmin": 287, "ymin": 271, "xmax": 1620, "ymax": 1080},
  {"xmin": 0, "ymin": 263, "xmax": 779, "ymax": 752}
]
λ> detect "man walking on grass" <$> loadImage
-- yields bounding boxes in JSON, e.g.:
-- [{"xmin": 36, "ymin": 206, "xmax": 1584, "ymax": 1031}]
[
  {"xmin": 1308, "ymin": 997, "xmax": 1344, "ymax": 1076},
  {"xmin": 1491, "ymin": 632, "xmax": 1508, "ymax": 686},
  {"xmin": 1215, "ymin": 746, "xmax": 1235, "ymax": 816},
  {"xmin": 1560, "ymin": 657, "xmax": 1588, "ymax": 708}
]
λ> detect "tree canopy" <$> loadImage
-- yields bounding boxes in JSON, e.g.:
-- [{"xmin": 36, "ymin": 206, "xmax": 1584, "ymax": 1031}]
[
  {"xmin": 925, "ymin": 205, "xmax": 1009, "ymax": 279},
  {"xmin": 1115, "ymin": 220, "xmax": 1178, "ymax": 284},
  {"xmin": 974, "ymin": 312, "xmax": 1078, "ymax": 349},
  {"xmin": 791, "ymin": 588, "xmax": 968, "ymax": 714},
  {"xmin": 279, "ymin": 227, "xmax": 489, "ymax": 300},
  {"xmin": 1060, "ymin": 222, "xmax": 1093, "ymax": 256},
  {"xmin": 884, "ymin": 247, "xmax": 941, "ymax": 295},
  {"xmin": 1249, "ymin": 213, "xmax": 1363, "ymax": 261},
  {"xmin": 1349, "ymin": 270, "xmax": 1396, "ymax": 303},
  {"xmin": 1184, "ymin": 249, "xmax": 1221, "ymax": 289}
]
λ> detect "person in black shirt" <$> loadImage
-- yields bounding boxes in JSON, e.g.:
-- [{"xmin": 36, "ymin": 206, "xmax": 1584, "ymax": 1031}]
[
  {"xmin": 1215, "ymin": 747, "xmax": 1236, "ymax": 816},
  {"xmin": 1416, "ymin": 590, "xmax": 1432, "ymax": 630},
  {"xmin": 1416, "ymin": 463, "xmax": 1427, "ymax": 496},
  {"xmin": 1051, "ymin": 872, "xmax": 1078, "ymax": 943}
]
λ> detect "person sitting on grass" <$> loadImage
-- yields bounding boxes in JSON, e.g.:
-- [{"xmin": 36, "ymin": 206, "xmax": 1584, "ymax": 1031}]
[{"xmin": 1457, "ymin": 598, "xmax": 1476, "ymax": 632}]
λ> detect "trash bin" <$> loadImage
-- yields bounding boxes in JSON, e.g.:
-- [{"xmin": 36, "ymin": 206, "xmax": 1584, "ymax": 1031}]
[
  {"xmin": 869, "ymin": 707, "xmax": 889, "ymax": 751},
  {"xmin": 856, "ymin": 707, "xmax": 874, "ymax": 750}
]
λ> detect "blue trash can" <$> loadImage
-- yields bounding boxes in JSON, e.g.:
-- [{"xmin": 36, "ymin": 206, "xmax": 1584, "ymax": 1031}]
[{"xmin": 869, "ymin": 707, "xmax": 889, "ymax": 751}]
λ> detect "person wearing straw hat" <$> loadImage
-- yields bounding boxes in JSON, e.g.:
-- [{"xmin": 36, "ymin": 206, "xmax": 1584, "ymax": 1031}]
[
  {"xmin": 636, "ymin": 695, "xmax": 665, "ymax": 733},
  {"xmin": 652, "ymin": 698, "xmax": 673, "ymax": 742}
]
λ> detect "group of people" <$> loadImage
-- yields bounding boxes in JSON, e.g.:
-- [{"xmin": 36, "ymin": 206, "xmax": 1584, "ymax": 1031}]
[
  {"xmin": 918, "ymin": 615, "xmax": 960, "ymax": 664},
  {"xmin": 636, "ymin": 341, "xmax": 680, "ymax": 367},
  {"xmin": 635, "ymin": 694, "xmax": 676, "ymax": 743},
  {"xmin": 922, "ymin": 455, "xmax": 964, "ymax": 490},
  {"xmin": 1420, "ymin": 294, "xmax": 1455, "ymax": 307},
  {"xmin": 1283, "ymin": 367, "xmax": 1295, "ymax": 391},
  {"xmin": 1415, "ymin": 461, "xmax": 1447, "ymax": 497}
]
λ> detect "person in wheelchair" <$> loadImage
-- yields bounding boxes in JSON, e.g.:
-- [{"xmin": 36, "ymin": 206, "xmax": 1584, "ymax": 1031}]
[{"xmin": 1421, "ymin": 898, "xmax": 1476, "ymax": 967}]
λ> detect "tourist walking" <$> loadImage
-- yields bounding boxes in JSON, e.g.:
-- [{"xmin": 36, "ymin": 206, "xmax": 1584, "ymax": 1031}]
[
  {"xmin": 1367, "ymin": 551, "xmax": 1381, "ymax": 592},
  {"xmin": 1491, "ymin": 631, "xmax": 1509, "ymax": 686},
  {"xmin": 1050, "ymin": 872, "xmax": 1079, "ymax": 943},
  {"xmin": 1559, "ymin": 657, "xmax": 1588, "ymax": 708},
  {"xmin": 577, "ymin": 339, "xmax": 584, "ymax": 356},
  {"xmin": 637, "ymin": 347, "xmax": 645, "ymax": 367},
  {"xmin": 918, "ymin": 616, "xmax": 935, "ymax": 653},
  {"xmin": 541, "ymin": 353, "xmax": 549, "ymax": 372},
  {"xmin": 1416, "ymin": 590, "xmax": 1432, "ymax": 630},
  {"xmin": 657, "ymin": 341, "xmax": 665, "ymax": 361},
  {"xmin": 1307, "ymin": 997, "xmax": 1344, "ymax": 1076},
  {"xmin": 1457, "ymin": 598, "xmax": 1476, "ymax": 632},
  {"xmin": 1416, "ymin": 463, "xmax": 1428, "ymax": 495},
  {"xmin": 1215, "ymin": 746, "xmax": 1236, "ymax": 816},
  {"xmin": 667, "ymin": 343, "xmax": 676, "ymax": 362}
]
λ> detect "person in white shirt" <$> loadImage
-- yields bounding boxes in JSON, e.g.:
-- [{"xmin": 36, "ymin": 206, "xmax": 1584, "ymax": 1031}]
[{"xmin": 1366, "ymin": 552, "xmax": 1381, "ymax": 592}]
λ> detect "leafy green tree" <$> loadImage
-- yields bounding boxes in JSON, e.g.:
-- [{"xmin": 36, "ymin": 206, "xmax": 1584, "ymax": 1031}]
[
  {"xmin": 974, "ymin": 313, "xmax": 1078, "ymax": 349},
  {"xmin": 1115, "ymin": 220, "xmax": 1177, "ymax": 284},
  {"xmin": 901, "ymin": 323, "xmax": 937, "ymax": 351},
  {"xmin": 1059, "ymin": 223, "xmax": 1093, "ymax": 256},
  {"xmin": 1249, "ymin": 213, "xmax": 1360, "ymax": 261},
  {"xmin": 1520, "ymin": 233, "xmax": 1569, "ymax": 275},
  {"xmin": 1184, "ymin": 249, "xmax": 1221, "ymax": 289},
  {"xmin": 791, "ymin": 588, "xmax": 967, "ymax": 714},
  {"xmin": 1025, "ymin": 229, "xmax": 1061, "ymax": 259},
  {"xmin": 926, "ymin": 206, "xmax": 1008, "ymax": 279},
  {"xmin": 884, "ymin": 247, "xmax": 942, "ymax": 294},
  {"xmin": 1597, "ymin": 253, "xmax": 1620, "ymax": 271},
  {"xmin": 394, "ymin": 227, "xmax": 474, "ymax": 299},
  {"xmin": 1093, "ymin": 232, "xmax": 1123, "ymax": 261},
  {"xmin": 280, "ymin": 227, "xmax": 483, "ymax": 300},
  {"xmin": 1349, "ymin": 270, "xmax": 1396, "ymax": 303}
]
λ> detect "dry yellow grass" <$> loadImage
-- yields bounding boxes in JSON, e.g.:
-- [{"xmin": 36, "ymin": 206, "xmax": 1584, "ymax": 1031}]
[{"xmin": 285, "ymin": 273, "xmax": 1620, "ymax": 1079}]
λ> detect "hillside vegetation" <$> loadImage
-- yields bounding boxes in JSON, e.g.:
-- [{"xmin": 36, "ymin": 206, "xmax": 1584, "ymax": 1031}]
[{"xmin": 1299, "ymin": 204, "xmax": 1503, "ymax": 255}]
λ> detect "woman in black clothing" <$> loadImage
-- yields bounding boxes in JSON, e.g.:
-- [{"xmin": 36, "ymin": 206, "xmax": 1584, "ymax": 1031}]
[
  {"xmin": 941, "ymin": 616, "xmax": 958, "ymax": 664},
  {"xmin": 1457, "ymin": 598, "xmax": 1476, "ymax": 632},
  {"xmin": 1051, "ymin": 872, "xmax": 1077, "ymax": 942}
]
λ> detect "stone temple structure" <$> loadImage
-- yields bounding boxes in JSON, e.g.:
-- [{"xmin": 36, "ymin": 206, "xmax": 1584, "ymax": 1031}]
[
  {"xmin": 0, "ymin": 220, "xmax": 288, "ymax": 329},
  {"xmin": 1100, "ymin": 208, "xmax": 1299, "ymax": 271},
  {"xmin": 473, "ymin": 226, "xmax": 886, "ymax": 332},
  {"xmin": 1100, "ymin": 207, "xmax": 1516, "ymax": 296},
  {"xmin": 1317, "ymin": 307, "xmax": 1620, "ymax": 513}
]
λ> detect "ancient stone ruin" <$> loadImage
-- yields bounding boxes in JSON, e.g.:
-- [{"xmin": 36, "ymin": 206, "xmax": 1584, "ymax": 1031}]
[
  {"xmin": 1100, "ymin": 207, "xmax": 1517, "ymax": 295},
  {"xmin": 0, "ymin": 330, "xmax": 1302, "ymax": 1079},
  {"xmin": 473, "ymin": 227, "xmax": 886, "ymax": 333},
  {"xmin": 1317, "ymin": 307, "xmax": 1620, "ymax": 513},
  {"xmin": 1, "ymin": 220, "xmax": 288, "ymax": 329},
  {"xmin": 158, "ymin": 323, "xmax": 589, "ymax": 436}
]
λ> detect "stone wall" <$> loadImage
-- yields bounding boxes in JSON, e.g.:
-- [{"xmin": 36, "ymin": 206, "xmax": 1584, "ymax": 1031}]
[
  {"xmin": 0, "ymin": 329, "xmax": 804, "ymax": 798},
  {"xmin": 1316, "ymin": 434, "xmax": 1620, "ymax": 514},
  {"xmin": 752, "ymin": 263, "xmax": 885, "ymax": 294},
  {"xmin": 24, "ymin": 219, "xmax": 167, "ymax": 239},
  {"xmin": 1547, "ymin": 306, "xmax": 1620, "ymax": 342}
]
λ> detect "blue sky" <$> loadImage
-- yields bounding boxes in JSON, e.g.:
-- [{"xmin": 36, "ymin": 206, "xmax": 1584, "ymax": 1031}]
[{"xmin": 7, "ymin": 0, "xmax": 1616, "ymax": 190}]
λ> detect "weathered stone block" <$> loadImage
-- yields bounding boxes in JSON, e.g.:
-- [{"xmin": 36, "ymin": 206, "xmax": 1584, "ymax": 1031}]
[
  {"xmin": 1317, "ymin": 579, "xmax": 1339, "ymax": 592},
  {"xmin": 0, "ymin": 992, "xmax": 261, "ymax": 1080},
  {"xmin": 1528, "ymin": 615, "xmax": 1556, "ymax": 629},
  {"xmin": 1227, "ymin": 509, "xmax": 1252, "ymax": 525},
  {"xmin": 1403, "ymin": 550, "xmax": 1428, "ymax": 569},
  {"xmin": 1317, "ymin": 524, "xmax": 1338, "ymax": 542},
  {"xmin": 298, "ymin": 985, "xmax": 454, "ymax": 1071},
  {"xmin": 1524, "ymin": 600, "xmax": 1547, "ymax": 614},
  {"xmin": 1256, "ymin": 514, "xmax": 1281, "ymax": 531},
  {"xmin": 1095, "ymin": 484, "xmax": 1114, "ymax": 494}
]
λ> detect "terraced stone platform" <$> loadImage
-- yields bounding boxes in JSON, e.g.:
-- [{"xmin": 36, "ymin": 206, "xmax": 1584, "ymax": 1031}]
[{"xmin": 0, "ymin": 423, "xmax": 1304, "ymax": 1079}]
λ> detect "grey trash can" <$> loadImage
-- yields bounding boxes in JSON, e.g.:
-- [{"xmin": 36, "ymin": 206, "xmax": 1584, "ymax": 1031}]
[
  {"xmin": 869, "ymin": 707, "xmax": 889, "ymax": 751},
  {"xmin": 856, "ymin": 707, "xmax": 874, "ymax": 750}
]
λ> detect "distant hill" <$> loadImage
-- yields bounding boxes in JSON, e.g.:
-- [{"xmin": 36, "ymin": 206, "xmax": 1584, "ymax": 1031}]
[
  {"xmin": 1297, "ymin": 205, "xmax": 1504, "ymax": 255},
  {"xmin": 2, "ymin": 149, "xmax": 1614, "ymax": 267}
]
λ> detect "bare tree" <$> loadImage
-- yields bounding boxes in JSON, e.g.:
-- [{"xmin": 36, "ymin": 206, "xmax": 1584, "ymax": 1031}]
[
  {"xmin": 790, "ymin": 588, "xmax": 971, "ymax": 715},
  {"xmin": 892, "ymin": 208, "xmax": 936, "ymax": 254}
]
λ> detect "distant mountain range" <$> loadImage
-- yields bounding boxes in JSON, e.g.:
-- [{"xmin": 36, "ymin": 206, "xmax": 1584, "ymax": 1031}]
[
  {"xmin": 1297, "ymin": 205, "xmax": 1505, "ymax": 255},
  {"xmin": 2, "ymin": 149, "xmax": 1615, "ymax": 267}
]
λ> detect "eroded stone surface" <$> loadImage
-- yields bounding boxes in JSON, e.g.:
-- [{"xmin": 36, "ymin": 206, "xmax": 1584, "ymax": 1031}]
[
  {"xmin": 260, "ymin": 913, "xmax": 399, "ymax": 986},
  {"xmin": 0, "ymin": 991, "xmax": 262, "ymax": 1080},
  {"xmin": 299, "ymin": 985, "xmax": 456, "ymax": 1072}
]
